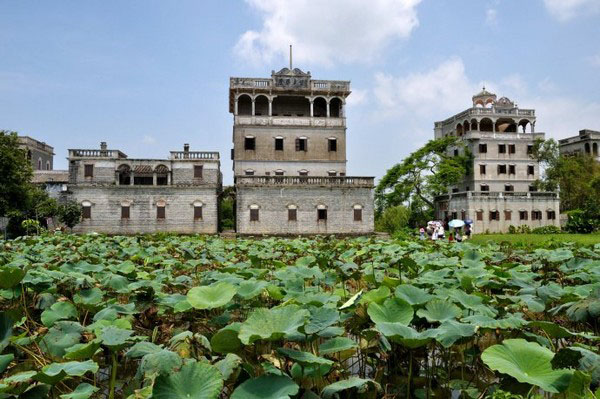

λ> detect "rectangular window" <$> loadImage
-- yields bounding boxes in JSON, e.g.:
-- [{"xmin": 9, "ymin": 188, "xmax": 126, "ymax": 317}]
[
  {"xmin": 498, "ymin": 164, "xmax": 507, "ymax": 174},
  {"xmin": 532, "ymin": 211, "xmax": 542, "ymax": 220},
  {"xmin": 505, "ymin": 185, "xmax": 514, "ymax": 192},
  {"xmin": 354, "ymin": 208, "xmax": 362, "ymax": 221},
  {"xmin": 476, "ymin": 210, "xmax": 483, "ymax": 221},
  {"xmin": 194, "ymin": 165, "xmax": 203, "ymax": 178},
  {"xmin": 505, "ymin": 210, "xmax": 512, "ymax": 221},
  {"xmin": 328, "ymin": 171, "xmax": 337, "ymax": 177},
  {"xmin": 230, "ymin": 148, "xmax": 234, "ymax": 160},
  {"xmin": 509, "ymin": 144, "xmax": 516, "ymax": 154},
  {"xmin": 299, "ymin": 170, "xmax": 308, "ymax": 176},
  {"xmin": 194, "ymin": 206, "xmax": 202, "ymax": 220},
  {"xmin": 121, "ymin": 206, "xmax": 130, "ymax": 219},
  {"xmin": 157, "ymin": 206, "xmax": 165, "ymax": 219},
  {"xmin": 250, "ymin": 209, "xmax": 259, "ymax": 221},
  {"xmin": 245, "ymin": 170, "xmax": 254, "ymax": 176},
  {"xmin": 328, "ymin": 138, "xmax": 337, "ymax": 152},
  {"xmin": 519, "ymin": 211, "xmax": 528, "ymax": 221},
  {"xmin": 547, "ymin": 210, "xmax": 556, "ymax": 220},
  {"xmin": 529, "ymin": 185, "xmax": 538, "ymax": 192},
  {"xmin": 480, "ymin": 164, "xmax": 486, "ymax": 175},
  {"xmin": 274, "ymin": 170, "xmax": 284, "ymax": 176},
  {"xmin": 288, "ymin": 208, "xmax": 297, "ymax": 221},
  {"xmin": 498, "ymin": 144, "xmax": 506, "ymax": 154},
  {"xmin": 275, "ymin": 137, "xmax": 284, "ymax": 151},
  {"xmin": 244, "ymin": 137, "xmax": 255, "ymax": 150},
  {"xmin": 527, "ymin": 165, "xmax": 535, "ymax": 175},
  {"xmin": 82, "ymin": 206, "xmax": 91, "ymax": 219},
  {"xmin": 318, "ymin": 209, "xmax": 327, "ymax": 221},
  {"xmin": 480, "ymin": 185, "xmax": 489, "ymax": 192},
  {"xmin": 84, "ymin": 164, "xmax": 94, "ymax": 177},
  {"xmin": 452, "ymin": 188, "xmax": 459, "ymax": 193},
  {"xmin": 489, "ymin": 211, "xmax": 499, "ymax": 221},
  {"xmin": 296, "ymin": 138, "xmax": 307, "ymax": 152},
  {"xmin": 479, "ymin": 144, "xmax": 487, "ymax": 153},
  {"xmin": 461, "ymin": 210, "xmax": 466, "ymax": 220},
  {"xmin": 453, "ymin": 149, "xmax": 459, "ymax": 156},
  {"xmin": 527, "ymin": 145, "xmax": 534, "ymax": 155},
  {"xmin": 509, "ymin": 164, "xmax": 516, "ymax": 175}
]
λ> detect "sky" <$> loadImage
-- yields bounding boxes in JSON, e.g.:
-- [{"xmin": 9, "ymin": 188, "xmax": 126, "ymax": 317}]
[{"xmin": 1, "ymin": 0, "xmax": 599, "ymax": 184}]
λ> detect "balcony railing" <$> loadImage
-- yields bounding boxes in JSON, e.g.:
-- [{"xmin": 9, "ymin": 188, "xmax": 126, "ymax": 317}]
[
  {"xmin": 440, "ymin": 107, "xmax": 536, "ymax": 124},
  {"xmin": 170, "ymin": 151, "xmax": 220, "ymax": 160},
  {"xmin": 236, "ymin": 176, "xmax": 374, "ymax": 187},
  {"xmin": 230, "ymin": 77, "xmax": 350, "ymax": 92},
  {"xmin": 235, "ymin": 115, "xmax": 345, "ymax": 127},
  {"xmin": 69, "ymin": 149, "xmax": 127, "ymax": 158},
  {"xmin": 436, "ymin": 191, "xmax": 558, "ymax": 201}
]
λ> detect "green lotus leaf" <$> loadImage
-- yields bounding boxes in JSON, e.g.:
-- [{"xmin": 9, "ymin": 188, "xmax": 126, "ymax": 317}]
[
  {"xmin": 481, "ymin": 338, "xmax": 573, "ymax": 393},
  {"xmin": 64, "ymin": 340, "xmax": 102, "ymax": 360},
  {"xmin": 138, "ymin": 349, "xmax": 182, "ymax": 378},
  {"xmin": 553, "ymin": 347, "xmax": 600, "ymax": 386},
  {"xmin": 432, "ymin": 320, "xmax": 476, "ymax": 348},
  {"xmin": 236, "ymin": 280, "xmax": 268, "ymax": 300},
  {"xmin": 187, "ymin": 282, "xmax": 237, "ymax": 310},
  {"xmin": 238, "ymin": 305, "xmax": 309, "ymax": 345},
  {"xmin": 291, "ymin": 362, "xmax": 331, "ymax": 379},
  {"xmin": 305, "ymin": 307, "xmax": 340, "ymax": 334},
  {"xmin": 367, "ymin": 298, "xmax": 413, "ymax": 325},
  {"xmin": 60, "ymin": 383, "xmax": 99, "ymax": 399},
  {"xmin": 339, "ymin": 290, "xmax": 363, "ymax": 310},
  {"xmin": 126, "ymin": 341, "xmax": 162, "ymax": 358},
  {"xmin": 0, "ymin": 312, "xmax": 13, "ymax": 352},
  {"xmin": 206, "ymin": 323, "xmax": 240, "ymax": 353},
  {"xmin": 152, "ymin": 361, "xmax": 223, "ymax": 399},
  {"xmin": 394, "ymin": 285, "xmax": 433, "ymax": 305},
  {"xmin": 19, "ymin": 383, "xmax": 51, "ymax": 399},
  {"xmin": 360, "ymin": 286, "xmax": 390, "ymax": 305},
  {"xmin": 215, "ymin": 353, "xmax": 243, "ymax": 380},
  {"xmin": 416, "ymin": 300, "xmax": 462, "ymax": 323},
  {"xmin": 33, "ymin": 360, "xmax": 99, "ymax": 385},
  {"xmin": 73, "ymin": 287, "xmax": 104, "ymax": 307},
  {"xmin": 462, "ymin": 314, "xmax": 527, "ymax": 330},
  {"xmin": 319, "ymin": 337, "xmax": 358, "ymax": 355},
  {"xmin": 0, "ymin": 265, "xmax": 26, "ymax": 289},
  {"xmin": 322, "ymin": 377, "xmax": 377, "ymax": 399},
  {"xmin": 231, "ymin": 375, "xmax": 299, "ymax": 399},
  {"xmin": 40, "ymin": 321, "xmax": 84, "ymax": 358},
  {"xmin": 375, "ymin": 323, "xmax": 437, "ymax": 348},
  {"xmin": 41, "ymin": 301, "xmax": 78, "ymax": 327},
  {"xmin": 277, "ymin": 347, "xmax": 333, "ymax": 366},
  {"xmin": 0, "ymin": 353, "xmax": 14, "ymax": 374},
  {"xmin": 99, "ymin": 326, "xmax": 133, "ymax": 348}
]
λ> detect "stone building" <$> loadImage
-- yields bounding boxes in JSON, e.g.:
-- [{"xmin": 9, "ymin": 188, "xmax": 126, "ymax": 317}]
[
  {"xmin": 230, "ymin": 66, "xmax": 375, "ymax": 235},
  {"xmin": 558, "ymin": 129, "xmax": 600, "ymax": 161},
  {"xmin": 18, "ymin": 136, "xmax": 54, "ymax": 171},
  {"xmin": 67, "ymin": 142, "xmax": 221, "ymax": 234},
  {"xmin": 434, "ymin": 89, "xmax": 560, "ymax": 233}
]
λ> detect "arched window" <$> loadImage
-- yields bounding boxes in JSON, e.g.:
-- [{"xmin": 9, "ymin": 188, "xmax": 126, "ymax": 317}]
[
  {"xmin": 585, "ymin": 143, "xmax": 591, "ymax": 154},
  {"xmin": 479, "ymin": 118, "xmax": 493, "ymax": 132},
  {"xmin": 330, "ymin": 97, "xmax": 343, "ymax": 117},
  {"xmin": 117, "ymin": 164, "xmax": 131, "ymax": 185},
  {"xmin": 155, "ymin": 164, "xmax": 169, "ymax": 185},
  {"xmin": 593, "ymin": 143, "xmax": 598, "ymax": 156},
  {"xmin": 272, "ymin": 96, "xmax": 310, "ymax": 116},
  {"xmin": 287, "ymin": 204, "xmax": 297, "ymax": 221},
  {"xmin": 456, "ymin": 123, "xmax": 463, "ymax": 136},
  {"xmin": 193, "ymin": 200, "xmax": 203, "ymax": 220},
  {"xmin": 463, "ymin": 120, "xmax": 470, "ymax": 132},
  {"xmin": 46, "ymin": 161, "xmax": 50, "ymax": 170},
  {"xmin": 81, "ymin": 201, "xmax": 92, "ymax": 219},
  {"xmin": 313, "ymin": 97, "xmax": 327, "ymax": 117},
  {"xmin": 353, "ymin": 204, "xmax": 363, "ymax": 222},
  {"xmin": 254, "ymin": 95, "xmax": 269, "ymax": 116},
  {"xmin": 470, "ymin": 119, "xmax": 478, "ymax": 131},
  {"xmin": 237, "ymin": 94, "xmax": 252, "ymax": 116},
  {"xmin": 37, "ymin": 158, "xmax": 42, "ymax": 170}
]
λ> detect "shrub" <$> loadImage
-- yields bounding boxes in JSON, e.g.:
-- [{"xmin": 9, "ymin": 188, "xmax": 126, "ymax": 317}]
[
  {"xmin": 375, "ymin": 205, "xmax": 410, "ymax": 234},
  {"xmin": 531, "ymin": 225, "xmax": 562, "ymax": 234},
  {"xmin": 565, "ymin": 209, "xmax": 599, "ymax": 233},
  {"xmin": 508, "ymin": 225, "xmax": 531, "ymax": 234}
]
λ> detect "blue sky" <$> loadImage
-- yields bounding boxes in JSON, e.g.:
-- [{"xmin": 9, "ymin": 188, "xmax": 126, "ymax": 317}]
[{"xmin": 1, "ymin": 0, "xmax": 599, "ymax": 184}]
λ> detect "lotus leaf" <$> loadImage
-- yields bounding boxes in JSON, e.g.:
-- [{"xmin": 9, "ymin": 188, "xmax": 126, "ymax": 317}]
[
  {"xmin": 215, "ymin": 353, "xmax": 242, "ymax": 380},
  {"xmin": 0, "ymin": 312, "xmax": 12, "ymax": 352},
  {"xmin": 33, "ymin": 360, "xmax": 99, "ymax": 384},
  {"xmin": 59, "ymin": 383, "xmax": 99, "ymax": 399},
  {"xmin": 64, "ymin": 341, "xmax": 102, "ymax": 360},
  {"xmin": 277, "ymin": 347, "xmax": 333, "ymax": 365},
  {"xmin": 394, "ymin": 284, "xmax": 433, "ymax": 305},
  {"xmin": 376, "ymin": 323, "xmax": 437, "ymax": 348},
  {"xmin": 0, "ymin": 354, "xmax": 14, "ymax": 374},
  {"xmin": 322, "ymin": 377, "xmax": 377, "ymax": 399},
  {"xmin": 319, "ymin": 337, "xmax": 357, "ymax": 354},
  {"xmin": 187, "ymin": 282, "xmax": 237, "ymax": 310},
  {"xmin": 367, "ymin": 298, "xmax": 413, "ymax": 325},
  {"xmin": 0, "ymin": 264, "xmax": 26, "ymax": 289},
  {"xmin": 211, "ymin": 323, "xmax": 242, "ymax": 353},
  {"xmin": 138, "ymin": 349, "xmax": 182, "ymax": 378},
  {"xmin": 73, "ymin": 288, "xmax": 104, "ymax": 307},
  {"xmin": 99, "ymin": 326, "xmax": 133, "ymax": 348},
  {"xmin": 152, "ymin": 361, "xmax": 223, "ymax": 399},
  {"xmin": 40, "ymin": 321, "xmax": 84, "ymax": 357},
  {"xmin": 238, "ymin": 305, "xmax": 309, "ymax": 345},
  {"xmin": 126, "ymin": 341, "xmax": 162, "ymax": 358},
  {"xmin": 41, "ymin": 301, "xmax": 78, "ymax": 327},
  {"xmin": 231, "ymin": 375, "xmax": 299, "ymax": 399},
  {"xmin": 236, "ymin": 280, "xmax": 268, "ymax": 300},
  {"xmin": 360, "ymin": 286, "xmax": 390, "ymax": 304},
  {"xmin": 481, "ymin": 339, "xmax": 573, "ymax": 393},
  {"xmin": 305, "ymin": 307, "xmax": 340, "ymax": 334},
  {"xmin": 432, "ymin": 320, "xmax": 476, "ymax": 348}
]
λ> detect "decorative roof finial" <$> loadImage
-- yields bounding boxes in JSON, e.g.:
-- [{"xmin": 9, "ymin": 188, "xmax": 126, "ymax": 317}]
[{"xmin": 289, "ymin": 44, "xmax": 292, "ymax": 70}]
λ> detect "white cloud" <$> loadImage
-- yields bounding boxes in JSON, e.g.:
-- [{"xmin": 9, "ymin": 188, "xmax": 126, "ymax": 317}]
[
  {"xmin": 235, "ymin": 0, "xmax": 422, "ymax": 67},
  {"xmin": 543, "ymin": 0, "xmax": 600, "ymax": 21},
  {"xmin": 588, "ymin": 54, "xmax": 600, "ymax": 67},
  {"xmin": 142, "ymin": 135, "xmax": 156, "ymax": 145},
  {"xmin": 346, "ymin": 88, "xmax": 368, "ymax": 107},
  {"xmin": 485, "ymin": 8, "xmax": 498, "ymax": 26}
]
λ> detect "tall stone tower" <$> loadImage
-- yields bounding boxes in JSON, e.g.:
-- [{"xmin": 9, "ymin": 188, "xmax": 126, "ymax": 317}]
[{"xmin": 229, "ymin": 66, "xmax": 375, "ymax": 235}]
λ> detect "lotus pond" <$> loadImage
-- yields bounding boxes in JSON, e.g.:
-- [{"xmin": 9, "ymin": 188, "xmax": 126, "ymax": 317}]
[{"xmin": 0, "ymin": 234, "xmax": 599, "ymax": 399}]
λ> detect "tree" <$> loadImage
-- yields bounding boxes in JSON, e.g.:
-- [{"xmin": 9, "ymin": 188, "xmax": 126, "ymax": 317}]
[
  {"xmin": 375, "ymin": 137, "xmax": 471, "ymax": 217},
  {"xmin": 58, "ymin": 201, "xmax": 82, "ymax": 230},
  {"xmin": 0, "ymin": 131, "xmax": 33, "ymax": 217},
  {"xmin": 375, "ymin": 205, "xmax": 410, "ymax": 234}
]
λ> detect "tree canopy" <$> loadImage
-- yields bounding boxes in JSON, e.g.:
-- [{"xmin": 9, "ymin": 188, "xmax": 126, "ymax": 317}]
[
  {"xmin": 0, "ymin": 131, "xmax": 33, "ymax": 217},
  {"xmin": 375, "ymin": 137, "xmax": 471, "ymax": 215}
]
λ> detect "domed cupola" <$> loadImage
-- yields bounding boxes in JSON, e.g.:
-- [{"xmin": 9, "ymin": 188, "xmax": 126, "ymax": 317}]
[
  {"xmin": 472, "ymin": 86, "xmax": 497, "ymax": 108},
  {"xmin": 495, "ymin": 96, "xmax": 515, "ymax": 109}
]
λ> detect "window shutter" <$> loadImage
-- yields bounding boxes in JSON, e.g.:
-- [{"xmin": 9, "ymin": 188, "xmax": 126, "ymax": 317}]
[
  {"xmin": 157, "ymin": 206, "xmax": 165, "ymax": 219},
  {"xmin": 288, "ymin": 208, "xmax": 297, "ymax": 221},
  {"xmin": 82, "ymin": 206, "xmax": 91, "ymax": 219},
  {"xmin": 354, "ymin": 208, "xmax": 362, "ymax": 221},
  {"xmin": 295, "ymin": 138, "xmax": 300, "ymax": 151},
  {"xmin": 84, "ymin": 164, "xmax": 94, "ymax": 177},
  {"xmin": 194, "ymin": 165, "xmax": 203, "ymax": 178},
  {"xmin": 250, "ymin": 209, "xmax": 259, "ymax": 221},
  {"xmin": 121, "ymin": 206, "xmax": 130, "ymax": 219},
  {"xmin": 194, "ymin": 206, "xmax": 202, "ymax": 220}
]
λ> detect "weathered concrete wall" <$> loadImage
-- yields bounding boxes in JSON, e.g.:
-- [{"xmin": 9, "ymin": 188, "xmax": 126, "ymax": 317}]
[
  {"xmin": 234, "ymin": 160, "xmax": 347, "ymax": 176},
  {"xmin": 70, "ymin": 186, "xmax": 219, "ymax": 234},
  {"xmin": 236, "ymin": 185, "xmax": 374, "ymax": 235}
]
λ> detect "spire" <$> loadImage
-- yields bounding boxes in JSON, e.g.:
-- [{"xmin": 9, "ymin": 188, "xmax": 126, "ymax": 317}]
[{"xmin": 289, "ymin": 44, "xmax": 293, "ymax": 70}]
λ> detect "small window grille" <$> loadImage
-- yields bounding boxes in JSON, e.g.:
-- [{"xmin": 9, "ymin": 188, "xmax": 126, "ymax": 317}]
[
  {"xmin": 194, "ymin": 165, "xmax": 203, "ymax": 178},
  {"xmin": 82, "ymin": 206, "xmax": 91, "ymax": 219},
  {"xmin": 157, "ymin": 206, "xmax": 165, "ymax": 219},
  {"xmin": 250, "ymin": 209, "xmax": 259, "ymax": 221},
  {"xmin": 476, "ymin": 211, "xmax": 483, "ymax": 221},
  {"xmin": 354, "ymin": 208, "xmax": 362, "ymax": 221}
]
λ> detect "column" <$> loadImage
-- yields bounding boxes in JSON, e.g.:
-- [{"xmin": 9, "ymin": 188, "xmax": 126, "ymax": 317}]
[
  {"xmin": 268, "ymin": 99, "xmax": 272, "ymax": 116},
  {"xmin": 234, "ymin": 99, "xmax": 238, "ymax": 116},
  {"xmin": 251, "ymin": 99, "xmax": 255, "ymax": 116},
  {"xmin": 326, "ymin": 100, "xmax": 330, "ymax": 118},
  {"xmin": 492, "ymin": 119, "xmax": 496, "ymax": 133},
  {"xmin": 115, "ymin": 172, "xmax": 120, "ymax": 186},
  {"xmin": 310, "ymin": 100, "xmax": 314, "ymax": 117},
  {"xmin": 130, "ymin": 172, "xmax": 135, "ymax": 185},
  {"xmin": 153, "ymin": 173, "xmax": 157, "ymax": 186},
  {"xmin": 531, "ymin": 122, "xmax": 535, "ymax": 133},
  {"xmin": 167, "ymin": 172, "xmax": 171, "ymax": 185},
  {"xmin": 341, "ymin": 101, "xmax": 345, "ymax": 118}
]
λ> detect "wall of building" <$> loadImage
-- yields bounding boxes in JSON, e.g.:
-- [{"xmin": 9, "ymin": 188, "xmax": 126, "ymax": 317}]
[
  {"xmin": 236, "ymin": 185, "xmax": 374, "ymax": 235},
  {"xmin": 70, "ymin": 186, "xmax": 218, "ymax": 234},
  {"xmin": 234, "ymin": 160, "xmax": 347, "ymax": 176}
]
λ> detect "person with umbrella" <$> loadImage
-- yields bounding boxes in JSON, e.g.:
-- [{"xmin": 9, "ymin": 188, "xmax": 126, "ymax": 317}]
[{"xmin": 449, "ymin": 219, "xmax": 465, "ymax": 243}]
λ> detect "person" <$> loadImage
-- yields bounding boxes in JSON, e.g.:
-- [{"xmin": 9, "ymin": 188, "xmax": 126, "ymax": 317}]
[
  {"xmin": 456, "ymin": 231, "xmax": 463, "ymax": 242},
  {"xmin": 465, "ymin": 224, "xmax": 471, "ymax": 240},
  {"xmin": 438, "ymin": 225, "xmax": 445, "ymax": 239},
  {"xmin": 432, "ymin": 227, "xmax": 438, "ymax": 241},
  {"xmin": 419, "ymin": 227, "xmax": 425, "ymax": 240},
  {"xmin": 448, "ymin": 232, "xmax": 454, "ymax": 242}
]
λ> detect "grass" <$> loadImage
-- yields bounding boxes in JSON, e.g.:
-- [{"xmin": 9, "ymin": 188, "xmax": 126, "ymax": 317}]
[{"xmin": 470, "ymin": 233, "xmax": 600, "ymax": 247}]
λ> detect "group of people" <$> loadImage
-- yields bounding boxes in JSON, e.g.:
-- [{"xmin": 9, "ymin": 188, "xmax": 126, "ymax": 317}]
[{"xmin": 419, "ymin": 220, "xmax": 472, "ymax": 242}]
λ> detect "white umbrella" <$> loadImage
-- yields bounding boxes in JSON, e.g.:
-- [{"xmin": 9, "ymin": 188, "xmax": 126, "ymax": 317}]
[{"xmin": 449, "ymin": 219, "xmax": 465, "ymax": 228}]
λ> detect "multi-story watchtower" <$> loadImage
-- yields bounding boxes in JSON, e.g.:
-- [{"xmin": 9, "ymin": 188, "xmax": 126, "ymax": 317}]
[
  {"xmin": 229, "ymin": 64, "xmax": 374, "ymax": 235},
  {"xmin": 434, "ymin": 89, "xmax": 560, "ymax": 233}
]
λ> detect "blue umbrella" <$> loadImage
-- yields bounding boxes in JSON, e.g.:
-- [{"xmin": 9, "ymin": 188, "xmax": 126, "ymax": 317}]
[
  {"xmin": 449, "ymin": 219, "xmax": 465, "ymax": 228},
  {"xmin": 464, "ymin": 219, "xmax": 474, "ymax": 225}
]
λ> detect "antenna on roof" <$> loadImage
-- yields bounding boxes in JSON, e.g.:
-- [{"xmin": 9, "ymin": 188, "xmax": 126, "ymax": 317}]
[{"xmin": 289, "ymin": 44, "xmax": 292, "ymax": 70}]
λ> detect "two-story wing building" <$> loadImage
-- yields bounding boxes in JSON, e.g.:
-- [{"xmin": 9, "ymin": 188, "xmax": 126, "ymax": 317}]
[
  {"xmin": 558, "ymin": 129, "xmax": 600, "ymax": 161},
  {"xmin": 434, "ymin": 89, "xmax": 560, "ymax": 233},
  {"xmin": 229, "ymin": 66, "xmax": 375, "ymax": 235}
]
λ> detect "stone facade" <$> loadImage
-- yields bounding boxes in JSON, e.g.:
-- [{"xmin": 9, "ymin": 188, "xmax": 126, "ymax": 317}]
[
  {"xmin": 559, "ymin": 129, "xmax": 600, "ymax": 162},
  {"xmin": 18, "ymin": 136, "xmax": 54, "ymax": 171},
  {"xmin": 67, "ymin": 143, "xmax": 221, "ymax": 234},
  {"xmin": 434, "ymin": 89, "xmax": 561, "ymax": 233},
  {"xmin": 230, "ymin": 66, "xmax": 375, "ymax": 235}
]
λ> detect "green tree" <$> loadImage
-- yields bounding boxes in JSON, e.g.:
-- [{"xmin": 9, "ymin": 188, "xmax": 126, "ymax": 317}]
[
  {"xmin": 0, "ymin": 131, "xmax": 33, "ymax": 217},
  {"xmin": 375, "ymin": 137, "xmax": 471, "ymax": 218},
  {"xmin": 375, "ymin": 205, "xmax": 410, "ymax": 234},
  {"xmin": 58, "ymin": 200, "xmax": 82, "ymax": 230}
]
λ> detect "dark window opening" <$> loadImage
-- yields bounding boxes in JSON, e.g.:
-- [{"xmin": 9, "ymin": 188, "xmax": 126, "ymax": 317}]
[
  {"xmin": 452, "ymin": 188, "xmax": 459, "ymax": 193},
  {"xmin": 318, "ymin": 209, "xmax": 327, "ymax": 221},
  {"xmin": 328, "ymin": 138, "xmax": 337, "ymax": 152},
  {"xmin": 194, "ymin": 206, "xmax": 203, "ymax": 220},
  {"xmin": 328, "ymin": 171, "xmax": 337, "ymax": 177},
  {"xmin": 532, "ymin": 211, "xmax": 542, "ymax": 220},
  {"xmin": 461, "ymin": 211, "xmax": 466, "ymax": 220},
  {"xmin": 476, "ymin": 211, "xmax": 483, "ymax": 221},
  {"xmin": 527, "ymin": 165, "xmax": 534, "ymax": 175},
  {"xmin": 121, "ymin": 206, "xmax": 130, "ymax": 219},
  {"xmin": 354, "ymin": 208, "xmax": 363, "ymax": 221},
  {"xmin": 453, "ymin": 149, "xmax": 459, "ymax": 156},
  {"xmin": 519, "ymin": 211, "xmax": 528, "ymax": 221},
  {"xmin": 288, "ymin": 208, "xmax": 297, "ymax": 221},
  {"xmin": 82, "ymin": 206, "xmax": 91, "ymax": 219},
  {"xmin": 156, "ymin": 175, "xmax": 168, "ymax": 185},
  {"xmin": 527, "ymin": 145, "xmax": 534, "ymax": 155},
  {"xmin": 451, "ymin": 211, "xmax": 458, "ymax": 220},
  {"xmin": 84, "ymin": 164, "xmax": 94, "ymax": 177},
  {"xmin": 296, "ymin": 138, "xmax": 307, "ymax": 152},
  {"xmin": 498, "ymin": 164, "xmax": 507, "ymax": 174},
  {"xmin": 505, "ymin": 185, "xmax": 514, "ymax": 192},
  {"xmin": 480, "ymin": 185, "xmax": 489, "ymax": 192},
  {"xmin": 244, "ymin": 137, "xmax": 255, "ymax": 151},
  {"xmin": 157, "ymin": 206, "xmax": 165, "ymax": 219},
  {"xmin": 489, "ymin": 211, "xmax": 499, "ymax": 221},
  {"xmin": 194, "ymin": 165, "xmax": 203, "ymax": 178},
  {"xmin": 479, "ymin": 144, "xmax": 487, "ymax": 153},
  {"xmin": 498, "ymin": 144, "xmax": 506, "ymax": 154},
  {"xmin": 509, "ymin": 165, "xmax": 516, "ymax": 175},
  {"xmin": 480, "ymin": 164, "xmax": 486, "ymax": 175},
  {"xmin": 245, "ymin": 170, "xmax": 254, "ymax": 176},
  {"xmin": 547, "ymin": 210, "xmax": 556, "ymax": 220},
  {"xmin": 299, "ymin": 171, "xmax": 308, "ymax": 176},
  {"xmin": 509, "ymin": 144, "xmax": 516, "ymax": 154},
  {"xmin": 134, "ymin": 176, "xmax": 153, "ymax": 185},
  {"xmin": 529, "ymin": 185, "xmax": 538, "ymax": 192},
  {"xmin": 275, "ymin": 137, "xmax": 284, "ymax": 151},
  {"xmin": 274, "ymin": 170, "xmax": 284, "ymax": 176},
  {"xmin": 505, "ymin": 211, "xmax": 512, "ymax": 221},
  {"xmin": 250, "ymin": 208, "xmax": 259, "ymax": 221}
]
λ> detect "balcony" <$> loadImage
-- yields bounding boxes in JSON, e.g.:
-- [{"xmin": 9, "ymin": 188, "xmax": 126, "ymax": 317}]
[
  {"xmin": 169, "ymin": 151, "xmax": 220, "ymax": 160},
  {"xmin": 436, "ymin": 191, "xmax": 558, "ymax": 201},
  {"xmin": 229, "ymin": 77, "xmax": 350, "ymax": 93},
  {"xmin": 69, "ymin": 149, "xmax": 127, "ymax": 158},
  {"xmin": 462, "ymin": 131, "xmax": 545, "ymax": 141},
  {"xmin": 235, "ymin": 115, "xmax": 345, "ymax": 128},
  {"xmin": 236, "ymin": 176, "xmax": 374, "ymax": 188}
]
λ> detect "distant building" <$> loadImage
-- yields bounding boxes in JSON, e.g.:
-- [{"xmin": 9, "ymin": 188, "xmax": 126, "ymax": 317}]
[
  {"xmin": 434, "ymin": 88, "xmax": 560, "ymax": 233},
  {"xmin": 18, "ymin": 136, "xmax": 54, "ymax": 171},
  {"xmin": 558, "ymin": 129, "xmax": 600, "ymax": 161},
  {"xmin": 229, "ymin": 66, "xmax": 374, "ymax": 235},
  {"xmin": 66, "ymin": 142, "xmax": 222, "ymax": 234}
]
